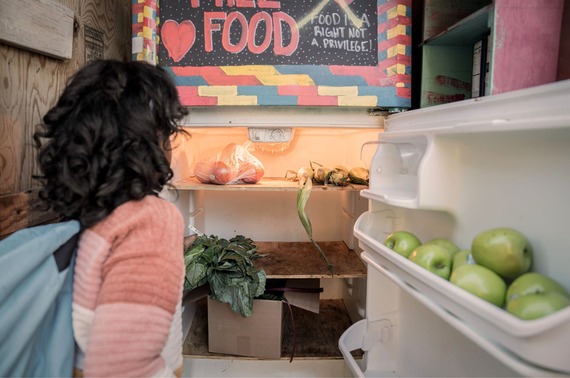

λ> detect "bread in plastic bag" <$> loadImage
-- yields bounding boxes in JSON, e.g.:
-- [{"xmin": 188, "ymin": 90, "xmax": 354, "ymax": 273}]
[{"xmin": 194, "ymin": 142, "xmax": 265, "ymax": 185}]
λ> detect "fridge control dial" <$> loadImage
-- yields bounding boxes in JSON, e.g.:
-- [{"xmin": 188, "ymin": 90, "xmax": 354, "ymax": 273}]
[{"xmin": 248, "ymin": 128, "xmax": 293, "ymax": 143}]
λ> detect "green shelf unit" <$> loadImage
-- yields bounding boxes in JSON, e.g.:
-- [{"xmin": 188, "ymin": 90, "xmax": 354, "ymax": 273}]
[
  {"xmin": 422, "ymin": 5, "xmax": 492, "ymax": 47},
  {"xmin": 419, "ymin": 0, "xmax": 564, "ymax": 108}
]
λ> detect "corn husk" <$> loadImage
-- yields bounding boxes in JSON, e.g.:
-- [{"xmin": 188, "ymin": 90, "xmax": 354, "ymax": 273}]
[
  {"xmin": 309, "ymin": 161, "xmax": 329, "ymax": 184},
  {"xmin": 348, "ymin": 167, "xmax": 369, "ymax": 185},
  {"xmin": 297, "ymin": 166, "xmax": 313, "ymax": 185},
  {"xmin": 313, "ymin": 167, "xmax": 331, "ymax": 184},
  {"xmin": 326, "ymin": 165, "xmax": 349, "ymax": 186},
  {"xmin": 285, "ymin": 166, "xmax": 313, "ymax": 182},
  {"xmin": 296, "ymin": 177, "xmax": 334, "ymax": 276}
]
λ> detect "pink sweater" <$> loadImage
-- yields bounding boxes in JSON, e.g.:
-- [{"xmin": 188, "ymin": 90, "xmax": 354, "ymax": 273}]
[{"xmin": 72, "ymin": 195, "xmax": 185, "ymax": 377}]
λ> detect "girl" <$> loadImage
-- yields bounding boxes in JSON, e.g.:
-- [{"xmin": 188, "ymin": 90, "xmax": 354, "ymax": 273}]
[{"xmin": 34, "ymin": 60, "xmax": 188, "ymax": 377}]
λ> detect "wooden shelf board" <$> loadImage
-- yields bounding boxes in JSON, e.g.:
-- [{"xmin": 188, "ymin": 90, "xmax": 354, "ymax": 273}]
[
  {"xmin": 173, "ymin": 177, "xmax": 368, "ymax": 192},
  {"xmin": 422, "ymin": 4, "xmax": 492, "ymax": 46},
  {"xmin": 254, "ymin": 241, "xmax": 367, "ymax": 279},
  {"xmin": 183, "ymin": 298, "xmax": 363, "ymax": 361}
]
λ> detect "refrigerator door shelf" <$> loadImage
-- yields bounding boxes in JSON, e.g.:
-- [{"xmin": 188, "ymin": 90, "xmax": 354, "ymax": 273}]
[
  {"xmin": 363, "ymin": 136, "xmax": 428, "ymax": 210},
  {"xmin": 360, "ymin": 188, "xmax": 418, "ymax": 208},
  {"xmin": 339, "ymin": 253, "xmax": 567, "ymax": 378},
  {"xmin": 339, "ymin": 319, "xmax": 398, "ymax": 378},
  {"xmin": 353, "ymin": 211, "xmax": 570, "ymax": 375},
  {"xmin": 384, "ymin": 80, "xmax": 570, "ymax": 135}
]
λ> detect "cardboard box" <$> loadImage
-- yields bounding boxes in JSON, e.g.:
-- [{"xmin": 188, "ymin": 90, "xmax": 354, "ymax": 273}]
[{"xmin": 207, "ymin": 279, "xmax": 321, "ymax": 359}]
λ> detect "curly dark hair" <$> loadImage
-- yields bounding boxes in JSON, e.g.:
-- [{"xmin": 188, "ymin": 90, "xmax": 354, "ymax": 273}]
[{"xmin": 33, "ymin": 59, "xmax": 189, "ymax": 228}]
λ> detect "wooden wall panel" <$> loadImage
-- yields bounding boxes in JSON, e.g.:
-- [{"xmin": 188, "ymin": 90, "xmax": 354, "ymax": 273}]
[
  {"xmin": 80, "ymin": 0, "xmax": 131, "ymax": 62},
  {"xmin": 0, "ymin": 0, "xmax": 130, "ymax": 237},
  {"xmin": 0, "ymin": 0, "xmax": 74, "ymax": 59},
  {"xmin": 0, "ymin": 43, "xmax": 74, "ymax": 193}
]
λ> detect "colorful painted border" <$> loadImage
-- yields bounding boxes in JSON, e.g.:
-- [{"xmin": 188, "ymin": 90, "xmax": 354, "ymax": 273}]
[
  {"xmin": 132, "ymin": 0, "xmax": 411, "ymax": 108},
  {"xmin": 132, "ymin": 0, "xmax": 158, "ymax": 64}
]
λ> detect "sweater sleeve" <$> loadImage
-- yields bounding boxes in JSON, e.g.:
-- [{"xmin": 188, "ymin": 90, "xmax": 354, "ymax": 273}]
[{"xmin": 82, "ymin": 197, "xmax": 184, "ymax": 377}]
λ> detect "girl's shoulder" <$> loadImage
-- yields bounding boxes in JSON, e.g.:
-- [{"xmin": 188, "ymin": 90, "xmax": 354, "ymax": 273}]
[
  {"xmin": 121, "ymin": 195, "xmax": 182, "ymax": 220},
  {"xmin": 88, "ymin": 195, "xmax": 183, "ymax": 242}
]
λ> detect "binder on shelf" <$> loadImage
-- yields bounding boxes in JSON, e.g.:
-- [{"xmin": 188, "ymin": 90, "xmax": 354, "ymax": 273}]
[
  {"xmin": 471, "ymin": 33, "xmax": 489, "ymax": 98},
  {"xmin": 471, "ymin": 39, "xmax": 483, "ymax": 98},
  {"xmin": 484, "ymin": 33, "xmax": 491, "ymax": 96}
]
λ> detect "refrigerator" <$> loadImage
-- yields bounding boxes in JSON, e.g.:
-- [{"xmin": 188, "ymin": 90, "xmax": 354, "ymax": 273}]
[
  {"xmin": 168, "ymin": 108, "xmax": 380, "ymax": 377},
  {"xmin": 170, "ymin": 79, "xmax": 570, "ymax": 377},
  {"xmin": 339, "ymin": 79, "xmax": 570, "ymax": 377}
]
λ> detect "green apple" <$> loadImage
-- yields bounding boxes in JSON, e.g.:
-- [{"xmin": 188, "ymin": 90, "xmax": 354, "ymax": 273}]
[
  {"xmin": 471, "ymin": 227, "xmax": 532, "ymax": 279},
  {"xmin": 506, "ymin": 292, "xmax": 570, "ymax": 320},
  {"xmin": 425, "ymin": 238, "xmax": 460, "ymax": 259},
  {"xmin": 506, "ymin": 272, "xmax": 570, "ymax": 303},
  {"xmin": 452, "ymin": 249, "xmax": 476, "ymax": 272},
  {"xmin": 450, "ymin": 265, "xmax": 507, "ymax": 307},
  {"xmin": 408, "ymin": 244, "xmax": 452, "ymax": 280},
  {"xmin": 504, "ymin": 272, "xmax": 570, "ymax": 320},
  {"xmin": 384, "ymin": 231, "xmax": 421, "ymax": 258}
]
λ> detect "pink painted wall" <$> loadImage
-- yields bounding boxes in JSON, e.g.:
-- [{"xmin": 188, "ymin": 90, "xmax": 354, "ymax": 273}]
[{"xmin": 492, "ymin": 0, "xmax": 564, "ymax": 94}]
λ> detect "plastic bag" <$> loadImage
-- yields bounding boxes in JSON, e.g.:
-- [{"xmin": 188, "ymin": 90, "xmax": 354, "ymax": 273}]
[{"xmin": 194, "ymin": 142, "xmax": 265, "ymax": 185}]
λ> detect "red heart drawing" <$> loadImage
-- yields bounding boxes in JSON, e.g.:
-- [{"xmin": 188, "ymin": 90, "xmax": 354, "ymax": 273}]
[{"xmin": 161, "ymin": 20, "xmax": 196, "ymax": 63}]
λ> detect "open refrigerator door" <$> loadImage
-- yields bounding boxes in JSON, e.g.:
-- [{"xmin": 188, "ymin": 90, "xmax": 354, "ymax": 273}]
[{"xmin": 340, "ymin": 80, "xmax": 570, "ymax": 377}]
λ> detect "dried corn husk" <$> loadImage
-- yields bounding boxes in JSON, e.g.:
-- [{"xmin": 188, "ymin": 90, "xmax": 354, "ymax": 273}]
[
  {"xmin": 297, "ymin": 177, "xmax": 313, "ymax": 240},
  {"xmin": 326, "ymin": 165, "xmax": 349, "ymax": 186},
  {"xmin": 296, "ymin": 176, "xmax": 334, "ymax": 276},
  {"xmin": 297, "ymin": 166, "xmax": 314, "ymax": 185},
  {"xmin": 349, "ymin": 167, "xmax": 369, "ymax": 185},
  {"xmin": 285, "ymin": 166, "xmax": 314, "ymax": 183},
  {"xmin": 309, "ymin": 161, "xmax": 329, "ymax": 185},
  {"xmin": 313, "ymin": 167, "xmax": 331, "ymax": 184}
]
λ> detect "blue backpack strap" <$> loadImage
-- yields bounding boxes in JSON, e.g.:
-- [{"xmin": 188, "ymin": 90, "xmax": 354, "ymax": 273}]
[
  {"xmin": 0, "ymin": 220, "xmax": 80, "ymax": 377},
  {"xmin": 53, "ymin": 231, "xmax": 81, "ymax": 272}
]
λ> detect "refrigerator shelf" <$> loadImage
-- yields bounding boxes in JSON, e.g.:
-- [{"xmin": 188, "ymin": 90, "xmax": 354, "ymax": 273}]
[
  {"xmin": 353, "ymin": 211, "xmax": 570, "ymax": 375},
  {"xmin": 339, "ymin": 255, "xmax": 567, "ymax": 378},
  {"xmin": 184, "ymin": 297, "xmax": 362, "ymax": 361},
  {"xmin": 254, "ymin": 241, "xmax": 367, "ymax": 279},
  {"xmin": 359, "ymin": 188, "xmax": 418, "ymax": 209},
  {"xmin": 174, "ymin": 177, "xmax": 368, "ymax": 192}
]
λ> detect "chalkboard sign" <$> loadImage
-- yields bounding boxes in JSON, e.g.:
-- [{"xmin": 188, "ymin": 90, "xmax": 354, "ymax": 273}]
[
  {"xmin": 132, "ymin": 0, "xmax": 412, "ymax": 108},
  {"xmin": 158, "ymin": 0, "xmax": 378, "ymax": 67}
]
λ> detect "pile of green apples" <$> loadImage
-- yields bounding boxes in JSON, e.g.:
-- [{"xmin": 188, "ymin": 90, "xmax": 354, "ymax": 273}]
[{"xmin": 383, "ymin": 228, "xmax": 570, "ymax": 320}]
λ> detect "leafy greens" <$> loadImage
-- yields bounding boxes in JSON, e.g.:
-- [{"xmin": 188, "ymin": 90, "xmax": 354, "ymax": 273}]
[{"xmin": 184, "ymin": 234, "xmax": 266, "ymax": 317}]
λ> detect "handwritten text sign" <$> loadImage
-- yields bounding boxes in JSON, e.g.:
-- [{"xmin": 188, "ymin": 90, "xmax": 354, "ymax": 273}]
[{"xmin": 158, "ymin": 0, "xmax": 378, "ymax": 66}]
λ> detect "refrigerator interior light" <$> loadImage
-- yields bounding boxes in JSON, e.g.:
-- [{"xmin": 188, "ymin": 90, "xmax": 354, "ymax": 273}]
[{"xmin": 247, "ymin": 127, "xmax": 294, "ymax": 153}]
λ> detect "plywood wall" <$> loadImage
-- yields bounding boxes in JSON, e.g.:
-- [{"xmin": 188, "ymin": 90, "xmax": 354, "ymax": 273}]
[{"xmin": 0, "ymin": 0, "xmax": 131, "ymax": 237}]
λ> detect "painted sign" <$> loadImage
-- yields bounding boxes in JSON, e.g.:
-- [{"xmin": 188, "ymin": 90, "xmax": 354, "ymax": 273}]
[
  {"xmin": 132, "ymin": 0, "xmax": 411, "ymax": 108},
  {"xmin": 159, "ymin": 1, "xmax": 378, "ymax": 66}
]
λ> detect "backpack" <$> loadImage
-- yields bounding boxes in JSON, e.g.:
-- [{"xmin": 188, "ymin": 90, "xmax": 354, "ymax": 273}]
[{"xmin": 0, "ymin": 220, "xmax": 81, "ymax": 377}]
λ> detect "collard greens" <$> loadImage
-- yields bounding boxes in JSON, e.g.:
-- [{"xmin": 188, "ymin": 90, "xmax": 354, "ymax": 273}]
[{"xmin": 184, "ymin": 234, "xmax": 266, "ymax": 317}]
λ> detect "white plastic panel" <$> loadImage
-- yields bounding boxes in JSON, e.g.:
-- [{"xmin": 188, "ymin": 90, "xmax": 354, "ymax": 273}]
[
  {"xmin": 361, "ymin": 135, "xmax": 428, "ymax": 208},
  {"xmin": 339, "ymin": 251, "xmax": 525, "ymax": 377},
  {"xmin": 347, "ymin": 80, "xmax": 570, "ymax": 376},
  {"xmin": 355, "ymin": 216, "xmax": 570, "ymax": 373}
]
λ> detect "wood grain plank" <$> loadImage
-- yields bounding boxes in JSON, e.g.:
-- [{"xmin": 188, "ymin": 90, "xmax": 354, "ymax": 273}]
[
  {"xmin": 174, "ymin": 177, "xmax": 367, "ymax": 192},
  {"xmin": 254, "ymin": 241, "xmax": 367, "ymax": 279},
  {"xmin": 183, "ymin": 297, "xmax": 363, "ymax": 360},
  {"xmin": 80, "ymin": 0, "xmax": 131, "ymax": 62},
  {"xmin": 0, "ymin": 0, "xmax": 130, "ymax": 237},
  {"xmin": 0, "ymin": 0, "xmax": 74, "ymax": 59},
  {"xmin": 0, "ymin": 189, "xmax": 59, "ymax": 239},
  {"xmin": 0, "ymin": 47, "xmax": 73, "ymax": 194}
]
